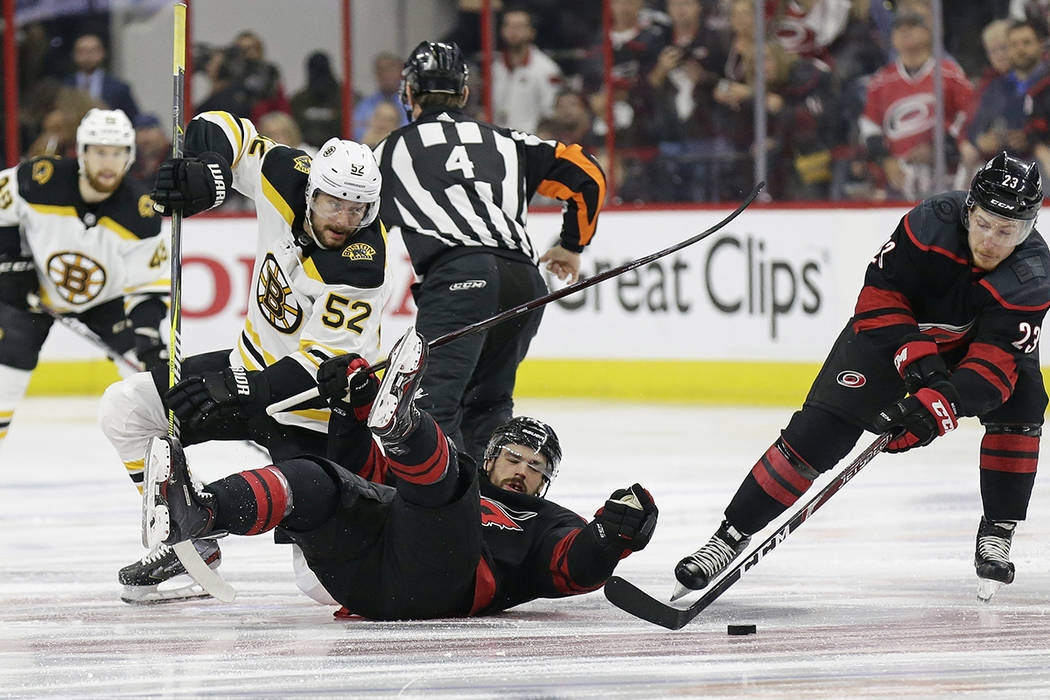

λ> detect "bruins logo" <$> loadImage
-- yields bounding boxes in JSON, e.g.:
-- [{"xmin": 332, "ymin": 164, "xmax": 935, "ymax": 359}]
[
  {"xmin": 138, "ymin": 194, "xmax": 157, "ymax": 218},
  {"xmin": 47, "ymin": 251, "xmax": 107, "ymax": 305},
  {"xmin": 32, "ymin": 159, "xmax": 54, "ymax": 185},
  {"xmin": 293, "ymin": 155, "xmax": 311, "ymax": 174},
  {"xmin": 256, "ymin": 252, "xmax": 303, "ymax": 334},
  {"xmin": 342, "ymin": 242, "xmax": 376, "ymax": 261}
]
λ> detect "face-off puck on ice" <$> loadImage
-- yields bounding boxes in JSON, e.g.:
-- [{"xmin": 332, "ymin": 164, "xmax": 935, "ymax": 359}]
[{"xmin": 727, "ymin": 624, "xmax": 757, "ymax": 635}]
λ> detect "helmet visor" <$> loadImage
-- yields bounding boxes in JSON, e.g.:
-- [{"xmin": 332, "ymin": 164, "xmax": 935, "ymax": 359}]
[
  {"xmin": 969, "ymin": 204, "xmax": 1036, "ymax": 248},
  {"xmin": 497, "ymin": 445, "xmax": 556, "ymax": 481}
]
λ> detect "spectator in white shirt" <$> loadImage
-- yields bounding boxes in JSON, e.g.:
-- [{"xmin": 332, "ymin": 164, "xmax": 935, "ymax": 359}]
[{"xmin": 491, "ymin": 6, "xmax": 563, "ymax": 133}]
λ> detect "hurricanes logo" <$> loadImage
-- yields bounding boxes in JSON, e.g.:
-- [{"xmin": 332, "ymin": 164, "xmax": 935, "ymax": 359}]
[
  {"xmin": 342, "ymin": 242, "xmax": 376, "ymax": 261},
  {"xmin": 836, "ymin": 371, "xmax": 866, "ymax": 388},
  {"xmin": 47, "ymin": 251, "xmax": 106, "ymax": 305},
  {"xmin": 480, "ymin": 497, "xmax": 538, "ymax": 532},
  {"xmin": 32, "ymin": 159, "xmax": 54, "ymax": 184},
  {"xmin": 256, "ymin": 253, "xmax": 303, "ymax": 334},
  {"xmin": 884, "ymin": 94, "xmax": 936, "ymax": 140},
  {"xmin": 293, "ymin": 155, "xmax": 311, "ymax": 174}
]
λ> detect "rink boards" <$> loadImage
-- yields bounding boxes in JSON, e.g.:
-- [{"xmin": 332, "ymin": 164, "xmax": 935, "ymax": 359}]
[{"xmin": 30, "ymin": 204, "xmax": 945, "ymax": 403}]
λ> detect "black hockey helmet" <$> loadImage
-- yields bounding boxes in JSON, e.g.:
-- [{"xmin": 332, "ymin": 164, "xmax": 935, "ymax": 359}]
[
  {"xmin": 483, "ymin": 416, "xmax": 562, "ymax": 484},
  {"xmin": 966, "ymin": 152, "xmax": 1043, "ymax": 223},
  {"xmin": 399, "ymin": 41, "xmax": 468, "ymax": 110}
]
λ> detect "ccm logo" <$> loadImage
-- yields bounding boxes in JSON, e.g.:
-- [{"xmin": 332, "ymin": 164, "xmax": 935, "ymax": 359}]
[
  {"xmin": 930, "ymin": 400, "xmax": 956, "ymax": 433},
  {"xmin": 893, "ymin": 347, "xmax": 907, "ymax": 371},
  {"xmin": 836, "ymin": 371, "xmax": 866, "ymax": 388},
  {"xmin": 449, "ymin": 280, "xmax": 487, "ymax": 291}
]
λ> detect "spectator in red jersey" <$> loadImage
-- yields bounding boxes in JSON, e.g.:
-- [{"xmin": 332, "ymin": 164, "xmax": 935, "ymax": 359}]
[{"xmin": 858, "ymin": 13, "xmax": 974, "ymax": 199}]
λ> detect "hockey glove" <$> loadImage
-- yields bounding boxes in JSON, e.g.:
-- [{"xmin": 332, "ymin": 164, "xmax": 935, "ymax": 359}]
[
  {"xmin": 873, "ymin": 381, "xmax": 961, "ymax": 453},
  {"xmin": 591, "ymin": 483, "xmax": 658, "ymax": 554},
  {"xmin": 132, "ymin": 325, "xmax": 169, "ymax": 373},
  {"xmin": 164, "ymin": 367, "xmax": 270, "ymax": 430},
  {"xmin": 317, "ymin": 354, "xmax": 378, "ymax": 421},
  {"xmin": 893, "ymin": 332, "xmax": 949, "ymax": 393},
  {"xmin": 151, "ymin": 151, "xmax": 232, "ymax": 217},
  {"xmin": 0, "ymin": 253, "xmax": 39, "ymax": 309}
]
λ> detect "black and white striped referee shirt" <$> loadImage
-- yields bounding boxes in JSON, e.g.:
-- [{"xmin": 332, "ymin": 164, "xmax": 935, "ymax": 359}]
[{"xmin": 374, "ymin": 107, "xmax": 606, "ymax": 276}]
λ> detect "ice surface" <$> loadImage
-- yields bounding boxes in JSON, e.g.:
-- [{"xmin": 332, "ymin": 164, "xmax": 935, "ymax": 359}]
[{"xmin": 2, "ymin": 398, "xmax": 1048, "ymax": 697}]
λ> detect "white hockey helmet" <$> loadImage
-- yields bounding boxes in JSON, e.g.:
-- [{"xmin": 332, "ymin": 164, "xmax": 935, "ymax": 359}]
[
  {"xmin": 76, "ymin": 108, "xmax": 136, "ymax": 175},
  {"xmin": 304, "ymin": 137, "xmax": 381, "ymax": 243}
]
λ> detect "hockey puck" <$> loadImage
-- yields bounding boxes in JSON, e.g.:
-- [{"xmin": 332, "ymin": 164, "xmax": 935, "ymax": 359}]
[{"xmin": 727, "ymin": 624, "xmax": 757, "ymax": 636}]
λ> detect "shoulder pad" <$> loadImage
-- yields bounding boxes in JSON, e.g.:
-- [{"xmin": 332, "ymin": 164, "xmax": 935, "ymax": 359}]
[
  {"xmin": 902, "ymin": 192, "xmax": 969, "ymax": 261},
  {"xmin": 17, "ymin": 157, "xmax": 76, "ymax": 204},
  {"xmin": 982, "ymin": 234, "xmax": 1050, "ymax": 311},
  {"xmin": 102, "ymin": 178, "xmax": 163, "ymax": 239},
  {"xmin": 260, "ymin": 145, "xmax": 309, "ymax": 224},
  {"xmin": 304, "ymin": 219, "xmax": 388, "ymax": 289}
]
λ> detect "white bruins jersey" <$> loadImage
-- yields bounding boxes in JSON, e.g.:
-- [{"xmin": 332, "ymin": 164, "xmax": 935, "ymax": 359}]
[
  {"xmin": 0, "ymin": 157, "xmax": 167, "ymax": 314},
  {"xmin": 186, "ymin": 112, "xmax": 389, "ymax": 433}
]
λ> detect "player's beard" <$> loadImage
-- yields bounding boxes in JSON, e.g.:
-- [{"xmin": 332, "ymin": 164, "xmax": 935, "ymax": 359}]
[{"xmin": 84, "ymin": 170, "xmax": 122, "ymax": 194}]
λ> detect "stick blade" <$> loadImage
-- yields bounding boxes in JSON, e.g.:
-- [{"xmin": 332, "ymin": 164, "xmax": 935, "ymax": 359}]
[
  {"xmin": 603, "ymin": 576, "xmax": 696, "ymax": 630},
  {"xmin": 172, "ymin": 540, "xmax": 236, "ymax": 603}
]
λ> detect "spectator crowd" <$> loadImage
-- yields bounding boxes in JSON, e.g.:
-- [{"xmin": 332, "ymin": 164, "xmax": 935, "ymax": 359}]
[{"xmin": 7, "ymin": 0, "xmax": 1050, "ymax": 205}]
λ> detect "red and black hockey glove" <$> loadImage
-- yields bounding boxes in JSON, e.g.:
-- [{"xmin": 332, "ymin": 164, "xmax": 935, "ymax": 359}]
[
  {"xmin": 893, "ymin": 332, "xmax": 949, "ymax": 393},
  {"xmin": 592, "ymin": 483, "xmax": 658, "ymax": 554},
  {"xmin": 151, "ymin": 152, "xmax": 232, "ymax": 217},
  {"xmin": 873, "ymin": 381, "xmax": 961, "ymax": 453},
  {"xmin": 317, "ymin": 354, "xmax": 378, "ymax": 422}
]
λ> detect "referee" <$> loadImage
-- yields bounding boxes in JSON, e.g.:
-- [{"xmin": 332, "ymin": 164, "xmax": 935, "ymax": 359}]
[{"xmin": 375, "ymin": 41, "xmax": 606, "ymax": 462}]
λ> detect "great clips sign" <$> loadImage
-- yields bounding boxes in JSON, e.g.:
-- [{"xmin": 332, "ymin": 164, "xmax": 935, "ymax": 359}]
[{"xmin": 39, "ymin": 207, "xmax": 909, "ymax": 363}]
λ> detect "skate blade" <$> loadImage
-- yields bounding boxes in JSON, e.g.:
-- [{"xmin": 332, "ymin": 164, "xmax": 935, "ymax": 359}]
[
  {"xmin": 670, "ymin": 582, "xmax": 694, "ymax": 602},
  {"xmin": 367, "ymin": 331, "xmax": 423, "ymax": 431},
  {"xmin": 977, "ymin": 577, "xmax": 1004, "ymax": 602},
  {"xmin": 120, "ymin": 574, "xmax": 213, "ymax": 605}
]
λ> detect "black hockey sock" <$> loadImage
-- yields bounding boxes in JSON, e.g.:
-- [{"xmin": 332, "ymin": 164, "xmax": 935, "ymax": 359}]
[
  {"xmin": 206, "ymin": 458, "xmax": 338, "ymax": 535},
  {"xmin": 725, "ymin": 437, "xmax": 819, "ymax": 535},
  {"xmin": 387, "ymin": 416, "xmax": 460, "ymax": 507},
  {"xmin": 980, "ymin": 427, "xmax": 1039, "ymax": 521}
]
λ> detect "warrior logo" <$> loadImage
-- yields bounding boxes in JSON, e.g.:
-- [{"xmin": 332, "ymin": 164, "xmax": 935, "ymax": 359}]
[
  {"xmin": 836, "ymin": 371, "xmax": 867, "ymax": 388},
  {"xmin": 480, "ymin": 497, "xmax": 538, "ymax": 532},
  {"xmin": 255, "ymin": 252, "xmax": 303, "ymax": 334},
  {"xmin": 47, "ymin": 251, "xmax": 106, "ymax": 305}
]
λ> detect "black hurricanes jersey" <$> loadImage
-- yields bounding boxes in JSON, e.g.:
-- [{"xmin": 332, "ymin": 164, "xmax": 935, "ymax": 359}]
[{"xmin": 852, "ymin": 191, "xmax": 1050, "ymax": 416}]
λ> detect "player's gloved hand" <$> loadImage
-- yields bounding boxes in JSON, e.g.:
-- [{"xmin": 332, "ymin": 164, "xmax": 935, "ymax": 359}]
[
  {"xmin": 132, "ymin": 325, "xmax": 169, "ymax": 373},
  {"xmin": 591, "ymin": 483, "xmax": 658, "ymax": 554},
  {"xmin": 873, "ymin": 380, "xmax": 961, "ymax": 453},
  {"xmin": 163, "ymin": 367, "xmax": 270, "ymax": 430},
  {"xmin": 151, "ymin": 151, "xmax": 232, "ymax": 217},
  {"xmin": 0, "ymin": 253, "xmax": 39, "ymax": 309},
  {"xmin": 317, "ymin": 353, "xmax": 378, "ymax": 421},
  {"xmin": 894, "ymin": 332, "xmax": 949, "ymax": 393}
]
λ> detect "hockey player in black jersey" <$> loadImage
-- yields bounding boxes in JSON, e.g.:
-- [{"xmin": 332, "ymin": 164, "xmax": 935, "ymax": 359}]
[
  {"xmin": 139, "ymin": 328, "xmax": 657, "ymax": 619},
  {"xmin": 376, "ymin": 41, "xmax": 607, "ymax": 463},
  {"xmin": 0, "ymin": 108, "xmax": 167, "ymax": 453},
  {"xmin": 675, "ymin": 153, "xmax": 1050, "ymax": 602},
  {"xmin": 99, "ymin": 111, "xmax": 391, "ymax": 603}
]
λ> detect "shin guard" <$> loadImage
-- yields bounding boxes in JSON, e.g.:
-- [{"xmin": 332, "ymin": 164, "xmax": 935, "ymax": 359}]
[
  {"xmin": 726, "ymin": 437, "xmax": 820, "ymax": 535},
  {"xmin": 980, "ymin": 425, "xmax": 1040, "ymax": 522}
]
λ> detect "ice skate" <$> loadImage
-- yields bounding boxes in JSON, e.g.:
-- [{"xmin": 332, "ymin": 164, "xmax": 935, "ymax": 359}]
[
  {"xmin": 368, "ymin": 328, "xmax": 428, "ymax": 443},
  {"xmin": 671, "ymin": 520, "xmax": 750, "ymax": 601},
  {"xmin": 118, "ymin": 540, "xmax": 221, "ymax": 604},
  {"xmin": 975, "ymin": 517, "xmax": 1016, "ymax": 601},
  {"xmin": 142, "ymin": 435, "xmax": 218, "ymax": 549}
]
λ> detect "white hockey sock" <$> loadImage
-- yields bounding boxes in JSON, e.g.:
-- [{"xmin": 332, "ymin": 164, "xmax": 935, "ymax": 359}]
[
  {"xmin": 0, "ymin": 364, "xmax": 34, "ymax": 453},
  {"xmin": 98, "ymin": 372, "xmax": 168, "ymax": 492}
]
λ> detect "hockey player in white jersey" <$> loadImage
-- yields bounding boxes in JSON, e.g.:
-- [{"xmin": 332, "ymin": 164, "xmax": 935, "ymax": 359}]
[
  {"xmin": 99, "ymin": 111, "xmax": 390, "ymax": 603},
  {"xmin": 0, "ymin": 108, "xmax": 168, "ymax": 452}
]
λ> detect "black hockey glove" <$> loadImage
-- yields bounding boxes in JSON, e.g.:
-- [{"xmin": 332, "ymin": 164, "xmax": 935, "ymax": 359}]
[
  {"xmin": 163, "ymin": 367, "xmax": 270, "ymax": 430},
  {"xmin": 591, "ymin": 483, "xmax": 658, "ymax": 554},
  {"xmin": 893, "ymin": 333, "xmax": 949, "ymax": 393},
  {"xmin": 0, "ymin": 253, "xmax": 39, "ymax": 309},
  {"xmin": 873, "ymin": 380, "xmax": 961, "ymax": 453},
  {"xmin": 132, "ymin": 325, "xmax": 169, "ymax": 373},
  {"xmin": 317, "ymin": 354, "xmax": 378, "ymax": 422},
  {"xmin": 151, "ymin": 151, "xmax": 232, "ymax": 217}
]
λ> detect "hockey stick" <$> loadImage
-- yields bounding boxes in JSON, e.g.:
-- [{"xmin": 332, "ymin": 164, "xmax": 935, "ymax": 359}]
[
  {"xmin": 266, "ymin": 181, "xmax": 767, "ymax": 416},
  {"xmin": 29, "ymin": 294, "xmax": 143, "ymax": 374},
  {"xmin": 604, "ymin": 431, "xmax": 893, "ymax": 630},
  {"xmin": 161, "ymin": 3, "xmax": 235, "ymax": 603}
]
